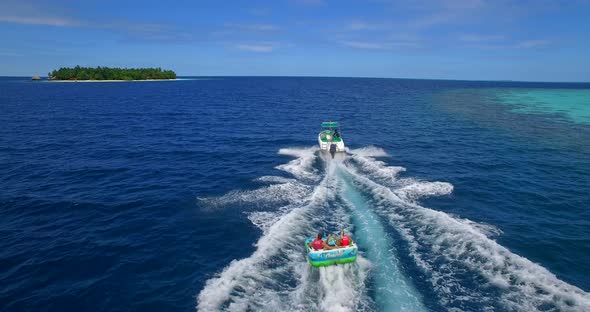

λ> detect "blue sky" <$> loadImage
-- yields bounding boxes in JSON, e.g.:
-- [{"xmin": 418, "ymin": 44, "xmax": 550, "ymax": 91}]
[{"xmin": 1, "ymin": 0, "xmax": 589, "ymax": 81}]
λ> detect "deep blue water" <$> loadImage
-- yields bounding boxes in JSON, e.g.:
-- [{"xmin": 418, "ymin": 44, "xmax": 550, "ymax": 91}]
[{"xmin": 1, "ymin": 77, "xmax": 589, "ymax": 311}]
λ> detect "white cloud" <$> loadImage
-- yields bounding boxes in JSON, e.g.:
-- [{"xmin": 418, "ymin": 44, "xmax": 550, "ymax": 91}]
[
  {"xmin": 225, "ymin": 23, "xmax": 279, "ymax": 32},
  {"xmin": 403, "ymin": 0, "xmax": 487, "ymax": 11},
  {"xmin": 348, "ymin": 21, "xmax": 381, "ymax": 31},
  {"xmin": 294, "ymin": 0, "xmax": 324, "ymax": 5},
  {"xmin": 341, "ymin": 41, "xmax": 386, "ymax": 49},
  {"xmin": 339, "ymin": 37, "xmax": 422, "ymax": 50},
  {"xmin": 0, "ymin": 0, "xmax": 81, "ymax": 27},
  {"xmin": 249, "ymin": 8, "xmax": 271, "ymax": 16},
  {"xmin": 517, "ymin": 39, "xmax": 551, "ymax": 48},
  {"xmin": 403, "ymin": 0, "xmax": 488, "ymax": 30},
  {"xmin": 459, "ymin": 34, "xmax": 505, "ymax": 42},
  {"xmin": 439, "ymin": 0, "xmax": 486, "ymax": 10},
  {"xmin": 0, "ymin": 15, "xmax": 79, "ymax": 27},
  {"xmin": 0, "ymin": 8, "xmax": 192, "ymax": 42},
  {"xmin": 0, "ymin": 50, "xmax": 24, "ymax": 57},
  {"xmin": 235, "ymin": 44, "xmax": 276, "ymax": 52},
  {"xmin": 409, "ymin": 12, "xmax": 456, "ymax": 29},
  {"xmin": 109, "ymin": 22, "xmax": 194, "ymax": 42},
  {"xmin": 462, "ymin": 38, "xmax": 552, "ymax": 50}
]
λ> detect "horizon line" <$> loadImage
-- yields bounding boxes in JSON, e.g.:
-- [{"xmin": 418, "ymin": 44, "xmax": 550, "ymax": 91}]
[{"xmin": 2, "ymin": 75, "xmax": 589, "ymax": 84}]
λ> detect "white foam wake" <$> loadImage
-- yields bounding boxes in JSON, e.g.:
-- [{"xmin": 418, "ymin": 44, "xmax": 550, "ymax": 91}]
[
  {"xmin": 198, "ymin": 181, "xmax": 311, "ymax": 208},
  {"xmin": 336, "ymin": 164, "xmax": 427, "ymax": 311},
  {"xmin": 343, "ymin": 164, "xmax": 590, "ymax": 311},
  {"xmin": 349, "ymin": 146, "xmax": 390, "ymax": 158},
  {"xmin": 197, "ymin": 151, "xmax": 373, "ymax": 312},
  {"xmin": 197, "ymin": 181, "xmax": 329, "ymax": 311},
  {"xmin": 349, "ymin": 147, "xmax": 406, "ymax": 183},
  {"xmin": 198, "ymin": 145, "xmax": 590, "ymax": 311},
  {"xmin": 396, "ymin": 180, "xmax": 454, "ymax": 202},
  {"xmin": 197, "ymin": 147, "xmax": 325, "ymax": 311},
  {"xmin": 349, "ymin": 148, "xmax": 453, "ymax": 203},
  {"xmin": 197, "ymin": 147, "xmax": 320, "ymax": 210},
  {"xmin": 311, "ymin": 203, "xmax": 374, "ymax": 312},
  {"xmin": 317, "ymin": 257, "xmax": 372, "ymax": 312},
  {"xmin": 198, "ymin": 149, "xmax": 372, "ymax": 311},
  {"xmin": 276, "ymin": 147, "xmax": 320, "ymax": 181}
]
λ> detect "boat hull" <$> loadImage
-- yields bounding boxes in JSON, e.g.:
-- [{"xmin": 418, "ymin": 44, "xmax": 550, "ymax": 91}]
[
  {"xmin": 317, "ymin": 134, "xmax": 346, "ymax": 152},
  {"xmin": 305, "ymin": 238, "xmax": 358, "ymax": 267}
]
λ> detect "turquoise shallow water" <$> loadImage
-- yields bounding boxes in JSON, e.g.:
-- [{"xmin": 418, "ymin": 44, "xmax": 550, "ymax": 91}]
[{"xmin": 496, "ymin": 88, "xmax": 590, "ymax": 124}]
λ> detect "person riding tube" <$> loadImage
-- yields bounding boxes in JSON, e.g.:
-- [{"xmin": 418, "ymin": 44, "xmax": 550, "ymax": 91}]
[
  {"xmin": 338, "ymin": 231, "xmax": 351, "ymax": 247},
  {"xmin": 307, "ymin": 233, "xmax": 337, "ymax": 250},
  {"xmin": 327, "ymin": 234, "xmax": 338, "ymax": 247}
]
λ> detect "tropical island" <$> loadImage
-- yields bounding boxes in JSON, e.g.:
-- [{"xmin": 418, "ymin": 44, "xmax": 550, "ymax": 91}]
[{"xmin": 48, "ymin": 66, "xmax": 176, "ymax": 81}]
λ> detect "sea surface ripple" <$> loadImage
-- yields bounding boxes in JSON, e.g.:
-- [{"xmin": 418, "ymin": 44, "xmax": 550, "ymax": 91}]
[{"xmin": 0, "ymin": 77, "xmax": 589, "ymax": 311}]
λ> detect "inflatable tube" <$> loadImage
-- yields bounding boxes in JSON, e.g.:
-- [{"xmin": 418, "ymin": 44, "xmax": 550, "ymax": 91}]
[{"xmin": 305, "ymin": 238, "xmax": 358, "ymax": 267}]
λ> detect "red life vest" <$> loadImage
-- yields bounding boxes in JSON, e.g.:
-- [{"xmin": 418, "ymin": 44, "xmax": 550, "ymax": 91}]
[
  {"xmin": 341, "ymin": 235, "xmax": 350, "ymax": 246},
  {"xmin": 312, "ymin": 239, "xmax": 323, "ymax": 250}
]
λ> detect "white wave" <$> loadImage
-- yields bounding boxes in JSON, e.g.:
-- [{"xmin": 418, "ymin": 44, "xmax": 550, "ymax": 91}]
[
  {"xmin": 349, "ymin": 148, "xmax": 454, "ymax": 204},
  {"xmin": 336, "ymin": 165, "xmax": 427, "ymax": 311},
  {"xmin": 396, "ymin": 181, "xmax": 454, "ymax": 201},
  {"xmin": 276, "ymin": 147, "xmax": 320, "ymax": 181},
  {"xmin": 314, "ymin": 197, "xmax": 374, "ymax": 312},
  {"xmin": 199, "ymin": 145, "xmax": 589, "ymax": 312},
  {"xmin": 348, "ymin": 150, "xmax": 406, "ymax": 183},
  {"xmin": 311, "ymin": 199, "xmax": 374, "ymax": 311},
  {"xmin": 318, "ymin": 257, "xmax": 372, "ymax": 312},
  {"xmin": 349, "ymin": 146, "xmax": 390, "ymax": 158},
  {"xmin": 197, "ymin": 148, "xmax": 324, "ymax": 310},
  {"xmin": 255, "ymin": 176, "xmax": 297, "ymax": 184},
  {"xmin": 247, "ymin": 210, "xmax": 284, "ymax": 233},
  {"xmin": 343, "ymin": 165, "xmax": 590, "ymax": 311},
  {"xmin": 197, "ymin": 169, "xmax": 334, "ymax": 311},
  {"xmin": 458, "ymin": 218, "xmax": 503, "ymax": 238},
  {"xmin": 197, "ymin": 197, "xmax": 318, "ymax": 310},
  {"xmin": 198, "ymin": 179, "xmax": 311, "ymax": 208},
  {"xmin": 296, "ymin": 200, "xmax": 374, "ymax": 312},
  {"xmin": 198, "ymin": 163, "xmax": 377, "ymax": 312}
]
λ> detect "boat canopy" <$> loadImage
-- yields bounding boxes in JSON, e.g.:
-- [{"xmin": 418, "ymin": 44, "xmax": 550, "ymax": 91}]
[{"xmin": 321, "ymin": 121, "xmax": 339, "ymax": 128}]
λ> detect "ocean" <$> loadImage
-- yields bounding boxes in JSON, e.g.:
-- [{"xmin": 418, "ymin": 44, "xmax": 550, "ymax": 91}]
[{"xmin": 1, "ymin": 77, "xmax": 589, "ymax": 311}]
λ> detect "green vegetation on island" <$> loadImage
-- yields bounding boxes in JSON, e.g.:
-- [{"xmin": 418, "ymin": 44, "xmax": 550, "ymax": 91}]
[{"xmin": 48, "ymin": 66, "xmax": 176, "ymax": 81}]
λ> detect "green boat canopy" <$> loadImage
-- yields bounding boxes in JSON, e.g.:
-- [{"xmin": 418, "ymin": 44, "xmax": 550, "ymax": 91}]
[{"xmin": 321, "ymin": 121, "xmax": 340, "ymax": 128}]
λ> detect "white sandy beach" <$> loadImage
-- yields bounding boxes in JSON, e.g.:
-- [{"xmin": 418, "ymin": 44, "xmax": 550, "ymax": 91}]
[{"xmin": 47, "ymin": 78, "xmax": 190, "ymax": 83}]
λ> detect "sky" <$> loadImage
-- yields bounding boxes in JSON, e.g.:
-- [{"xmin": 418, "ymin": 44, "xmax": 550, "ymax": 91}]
[{"xmin": 0, "ymin": 0, "xmax": 589, "ymax": 81}]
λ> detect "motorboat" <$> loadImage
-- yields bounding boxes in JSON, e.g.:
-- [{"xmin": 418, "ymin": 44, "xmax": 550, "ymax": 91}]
[{"xmin": 318, "ymin": 121, "xmax": 345, "ymax": 157}]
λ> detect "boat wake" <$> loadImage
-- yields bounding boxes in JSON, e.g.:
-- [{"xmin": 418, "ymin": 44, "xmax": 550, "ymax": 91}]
[
  {"xmin": 197, "ymin": 147, "xmax": 372, "ymax": 311},
  {"xmin": 196, "ymin": 146, "xmax": 590, "ymax": 312}
]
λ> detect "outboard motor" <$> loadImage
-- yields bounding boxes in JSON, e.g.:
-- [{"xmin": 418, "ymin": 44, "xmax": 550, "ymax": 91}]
[{"xmin": 329, "ymin": 144, "xmax": 337, "ymax": 158}]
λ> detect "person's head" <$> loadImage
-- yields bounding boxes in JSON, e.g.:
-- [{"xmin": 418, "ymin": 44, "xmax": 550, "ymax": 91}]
[
  {"xmin": 340, "ymin": 231, "xmax": 345, "ymax": 237},
  {"xmin": 317, "ymin": 233, "xmax": 323, "ymax": 240}
]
